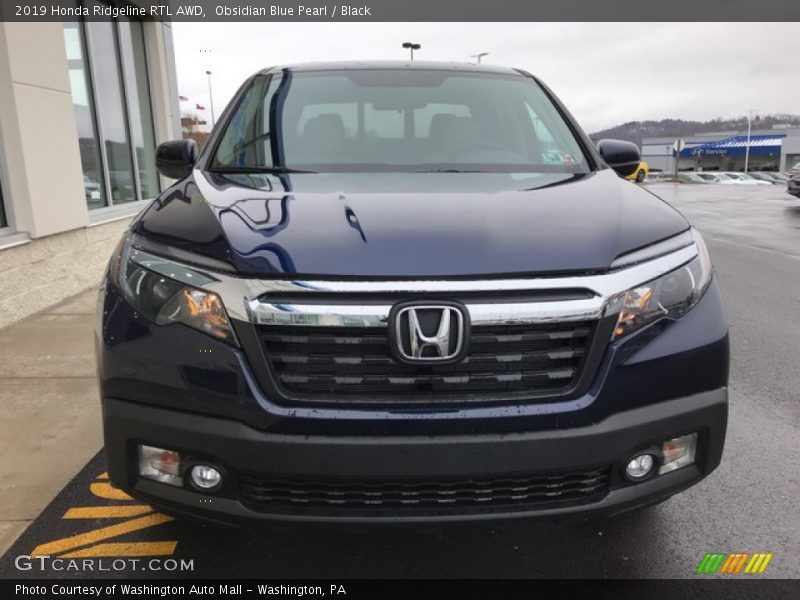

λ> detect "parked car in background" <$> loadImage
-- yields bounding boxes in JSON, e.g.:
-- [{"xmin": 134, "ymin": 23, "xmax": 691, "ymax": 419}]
[
  {"xmin": 647, "ymin": 172, "xmax": 674, "ymax": 182},
  {"xmin": 748, "ymin": 172, "xmax": 782, "ymax": 185},
  {"xmin": 677, "ymin": 173, "xmax": 710, "ymax": 184},
  {"xmin": 721, "ymin": 172, "xmax": 770, "ymax": 186},
  {"xmin": 790, "ymin": 162, "xmax": 800, "ymax": 176},
  {"xmin": 789, "ymin": 174, "xmax": 800, "ymax": 198},
  {"xmin": 83, "ymin": 175, "xmax": 101, "ymax": 202},
  {"xmin": 696, "ymin": 173, "xmax": 737, "ymax": 185},
  {"xmin": 769, "ymin": 173, "xmax": 790, "ymax": 183},
  {"xmin": 625, "ymin": 161, "xmax": 649, "ymax": 183}
]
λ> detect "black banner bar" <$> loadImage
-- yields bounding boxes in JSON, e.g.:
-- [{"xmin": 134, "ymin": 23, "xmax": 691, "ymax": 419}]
[
  {"xmin": 3, "ymin": 579, "xmax": 800, "ymax": 600},
  {"xmin": 1, "ymin": 0, "xmax": 800, "ymax": 22}
]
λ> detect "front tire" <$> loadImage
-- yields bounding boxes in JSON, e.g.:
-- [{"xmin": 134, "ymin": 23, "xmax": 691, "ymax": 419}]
[{"xmin": 636, "ymin": 170, "xmax": 646, "ymax": 183}]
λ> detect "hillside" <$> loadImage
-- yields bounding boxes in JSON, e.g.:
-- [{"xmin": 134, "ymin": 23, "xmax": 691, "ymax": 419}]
[{"xmin": 590, "ymin": 114, "xmax": 800, "ymax": 147}]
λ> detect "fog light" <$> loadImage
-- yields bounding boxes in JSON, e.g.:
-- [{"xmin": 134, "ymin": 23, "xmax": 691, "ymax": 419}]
[
  {"xmin": 625, "ymin": 453, "xmax": 655, "ymax": 481},
  {"xmin": 138, "ymin": 445, "xmax": 182, "ymax": 487},
  {"xmin": 659, "ymin": 433, "xmax": 698, "ymax": 475},
  {"xmin": 189, "ymin": 464, "xmax": 223, "ymax": 492}
]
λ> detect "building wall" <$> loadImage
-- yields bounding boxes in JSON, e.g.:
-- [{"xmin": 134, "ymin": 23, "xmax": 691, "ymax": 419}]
[
  {"xmin": 781, "ymin": 135, "xmax": 800, "ymax": 171},
  {"xmin": 642, "ymin": 128, "xmax": 800, "ymax": 173},
  {"xmin": 0, "ymin": 21, "xmax": 179, "ymax": 331}
]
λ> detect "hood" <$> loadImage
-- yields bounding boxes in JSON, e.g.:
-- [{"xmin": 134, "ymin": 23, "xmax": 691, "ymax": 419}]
[{"xmin": 133, "ymin": 169, "xmax": 688, "ymax": 278}]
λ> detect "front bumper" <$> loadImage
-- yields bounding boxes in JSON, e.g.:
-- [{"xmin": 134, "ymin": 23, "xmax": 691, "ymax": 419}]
[{"xmin": 103, "ymin": 386, "xmax": 727, "ymax": 524}]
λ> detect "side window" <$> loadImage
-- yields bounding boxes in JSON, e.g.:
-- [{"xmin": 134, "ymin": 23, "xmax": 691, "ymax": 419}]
[{"xmin": 214, "ymin": 76, "xmax": 276, "ymax": 167}]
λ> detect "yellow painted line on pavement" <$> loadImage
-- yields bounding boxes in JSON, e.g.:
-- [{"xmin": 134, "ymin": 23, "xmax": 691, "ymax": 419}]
[
  {"xmin": 30, "ymin": 513, "xmax": 174, "ymax": 557},
  {"xmin": 63, "ymin": 505, "xmax": 153, "ymax": 519},
  {"xmin": 60, "ymin": 541, "xmax": 178, "ymax": 558},
  {"xmin": 89, "ymin": 482, "xmax": 133, "ymax": 501}
]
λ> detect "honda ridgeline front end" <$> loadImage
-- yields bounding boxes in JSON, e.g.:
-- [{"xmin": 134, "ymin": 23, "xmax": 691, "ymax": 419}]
[{"xmin": 97, "ymin": 62, "xmax": 728, "ymax": 524}]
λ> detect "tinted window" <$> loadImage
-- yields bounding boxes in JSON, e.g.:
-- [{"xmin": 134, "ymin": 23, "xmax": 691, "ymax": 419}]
[{"xmin": 213, "ymin": 70, "xmax": 588, "ymax": 173}]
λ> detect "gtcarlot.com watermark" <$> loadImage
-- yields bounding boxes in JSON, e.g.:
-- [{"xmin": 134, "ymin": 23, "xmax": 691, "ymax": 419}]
[{"xmin": 14, "ymin": 554, "xmax": 194, "ymax": 573}]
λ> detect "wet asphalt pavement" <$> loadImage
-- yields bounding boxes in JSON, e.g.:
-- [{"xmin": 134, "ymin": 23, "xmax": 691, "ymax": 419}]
[{"xmin": 1, "ymin": 182, "xmax": 799, "ymax": 580}]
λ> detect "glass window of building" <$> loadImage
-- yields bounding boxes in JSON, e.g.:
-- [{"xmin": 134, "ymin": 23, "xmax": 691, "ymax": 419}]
[
  {"xmin": 85, "ymin": 13, "xmax": 136, "ymax": 205},
  {"xmin": 63, "ymin": 3, "xmax": 160, "ymax": 210},
  {"xmin": 118, "ymin": 19, "xmax": 159, "ymax": 202}
]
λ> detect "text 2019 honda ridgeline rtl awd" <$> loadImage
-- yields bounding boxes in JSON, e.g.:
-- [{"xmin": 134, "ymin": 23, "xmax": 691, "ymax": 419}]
[{"xmin": 97, "ymin": 62, "xmax": 728, "ymax": 524}]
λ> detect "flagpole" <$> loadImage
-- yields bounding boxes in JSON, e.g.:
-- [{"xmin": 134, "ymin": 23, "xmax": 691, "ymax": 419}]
[{"xmin": 206, "ymin": 70, "xmax": 215, "ymax": 127}]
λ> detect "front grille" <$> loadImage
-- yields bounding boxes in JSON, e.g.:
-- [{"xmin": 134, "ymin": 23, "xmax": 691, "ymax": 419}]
[
  {"xmin": 239, "ymin": 466, "xmax": 611, "ymax": 516},
  {"xmin": 258, "ymin": 320, "xmax": 596, "ymax": 405}
]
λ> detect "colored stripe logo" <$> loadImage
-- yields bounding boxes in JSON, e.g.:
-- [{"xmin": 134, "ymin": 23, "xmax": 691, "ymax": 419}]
[{"xmin": 696, "ymin": 552, "xmax": 773, "ymax": 574}]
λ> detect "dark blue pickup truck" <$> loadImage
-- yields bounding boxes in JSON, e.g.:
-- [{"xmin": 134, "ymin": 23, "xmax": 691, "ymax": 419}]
[{"xmin": 97, "ymin": 62, "xmax": 728, "ymax": 524}]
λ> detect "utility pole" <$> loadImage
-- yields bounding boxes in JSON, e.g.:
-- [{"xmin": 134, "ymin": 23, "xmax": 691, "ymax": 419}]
[
  {"xmin": 673, "ymin": 139, "xmax": 684, "ymax": 180},
  {"xmin": 744, "ymin": 109, "xmax": 757, "ymax": 173},
  {"xmin": 470, "ymin": 52, "xmax": 489, "ymax": 64}
]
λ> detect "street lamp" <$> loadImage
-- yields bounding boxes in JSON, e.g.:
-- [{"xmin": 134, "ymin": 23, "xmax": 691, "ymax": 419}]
[
  {"xmin": 470, "ymin": 52, "xmax": 489, "ymax": 64},
  {"xmin": 402, "ymin": 42, "xmax": 421, "ymax": 60},
  {"xmin": 744, "ymin": 108, "xmax": 757, "ymax": 173}
]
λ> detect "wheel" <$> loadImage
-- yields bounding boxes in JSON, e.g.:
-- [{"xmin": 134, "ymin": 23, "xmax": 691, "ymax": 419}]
[{"xmin": 636, "ymin": 169, "xmax": 646, "ymax": 183}]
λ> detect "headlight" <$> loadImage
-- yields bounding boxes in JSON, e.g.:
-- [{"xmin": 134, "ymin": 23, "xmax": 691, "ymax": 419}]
[
  {"xmin": 111, "ymin": 236, "xmax": 237, "ymax": 344},
  {"xmin": 612, "ymin": 229, "xmax": 712, "ymax": 339}
]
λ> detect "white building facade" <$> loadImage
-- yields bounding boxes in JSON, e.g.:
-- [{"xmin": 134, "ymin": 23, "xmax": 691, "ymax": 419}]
[
  {"xmin": 641, "ymin": 127, "xmax": 800, "ymax": 173},
  {"xmin": 0, "ymin": 11, "xmax": 180, "ymax": 329}
]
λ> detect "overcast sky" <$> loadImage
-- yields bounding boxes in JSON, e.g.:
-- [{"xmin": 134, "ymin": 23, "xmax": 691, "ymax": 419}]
[{"xmin": 172, "ymin": 22, "xmax": 800, "ymax": 133}]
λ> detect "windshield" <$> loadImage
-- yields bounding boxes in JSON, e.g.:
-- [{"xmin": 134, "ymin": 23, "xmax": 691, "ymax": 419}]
[{"xmin": 211, "ymin": 69, "xmax": 589, "ymax": 174}]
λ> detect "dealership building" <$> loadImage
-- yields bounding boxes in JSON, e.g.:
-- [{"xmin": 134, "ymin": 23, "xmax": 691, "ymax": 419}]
[
  {"xmin": 641, "ymin": 127, "xmax": 800, "ymax": 173},
  {"xmin": 0, "ymin": 13, "xmax": 180, "ymax": 329}
]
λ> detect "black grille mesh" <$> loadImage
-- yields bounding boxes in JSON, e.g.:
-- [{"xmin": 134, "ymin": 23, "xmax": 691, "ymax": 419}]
[
  {"xmin": 239, "ymin": 466, "xmax": 611, "ymax": 516},
  {"xmin": 258, "ymin": 320, "xmax": 595, "ymax": 404}
]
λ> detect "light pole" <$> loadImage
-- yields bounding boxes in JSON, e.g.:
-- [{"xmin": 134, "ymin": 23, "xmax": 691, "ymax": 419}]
[
  {"xmin": 402, "ymin": 42, "xmax": 421, "ymax": 60},
  {"xmin": 744, "ymin": 109, "xmax": 757, "ymax": 173},
  {"xmin": 470, "ymin": 52, "xmax": 489, "ymax": 64}
]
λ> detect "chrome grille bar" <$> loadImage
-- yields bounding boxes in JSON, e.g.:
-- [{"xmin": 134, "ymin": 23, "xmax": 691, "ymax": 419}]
[{"xmin": 129, "ymin": 236, "xmax": 699, "ymax": 326}]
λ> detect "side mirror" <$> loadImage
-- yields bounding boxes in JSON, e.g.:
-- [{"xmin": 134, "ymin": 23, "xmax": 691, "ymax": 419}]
[
  {"xmin": 596, "ymin": 139, "xmax": 641, "ymax": 178},
  {"xmin": 155, "ymin": 139, "xmax": 198, "ymax": 179}
]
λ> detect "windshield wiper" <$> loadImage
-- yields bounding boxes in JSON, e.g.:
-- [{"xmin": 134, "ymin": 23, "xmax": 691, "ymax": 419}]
[{"xmin": 209, "ymin": 166, "xmax": 317, "ymax": 174}]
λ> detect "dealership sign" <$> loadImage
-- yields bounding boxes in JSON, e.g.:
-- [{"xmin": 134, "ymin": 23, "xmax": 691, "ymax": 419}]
[
  {"xmin": 679, "ymin": 134, "xmax": 784, "ymax": 158},
  {"xmin": 692, "ymin": 148, "xmax": 728, "ymax": 156}
]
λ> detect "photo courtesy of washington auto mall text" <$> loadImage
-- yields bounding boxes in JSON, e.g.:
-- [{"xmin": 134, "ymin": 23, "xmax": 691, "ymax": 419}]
[
  {"xmin": 0, "ymin": 0, "xmax": 799, "ymax": 598},
  {"xmin": 15, "ymin": 584, "xmax": 346, "ymax": 597}
]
